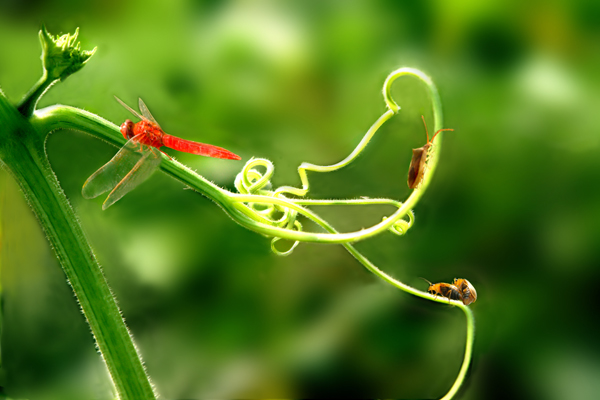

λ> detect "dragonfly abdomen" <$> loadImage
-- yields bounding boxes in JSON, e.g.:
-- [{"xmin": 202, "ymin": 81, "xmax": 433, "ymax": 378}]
[{"xmin": 162, "ymin": 134, "xmax": 241, "ymax": 160}]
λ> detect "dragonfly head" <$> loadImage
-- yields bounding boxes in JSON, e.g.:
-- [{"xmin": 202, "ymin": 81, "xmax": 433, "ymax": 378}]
[{"xmin": 120, "ymin": 119, "xmax": 135, "ymax": 140}]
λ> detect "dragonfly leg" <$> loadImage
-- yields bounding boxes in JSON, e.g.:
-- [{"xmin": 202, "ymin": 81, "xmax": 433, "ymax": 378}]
[
  {"xmin": 130, "ymin": 134, "xmax": 146, "ymax": 153},
  {"xmin": 158, "ymin": 148, "xmax": 172, "ymax": 160}
]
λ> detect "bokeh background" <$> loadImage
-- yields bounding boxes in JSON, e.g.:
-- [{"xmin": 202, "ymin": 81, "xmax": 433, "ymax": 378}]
[{"xmin": 1, "ymin": 0, "xmax": 600, "ymax": 399}]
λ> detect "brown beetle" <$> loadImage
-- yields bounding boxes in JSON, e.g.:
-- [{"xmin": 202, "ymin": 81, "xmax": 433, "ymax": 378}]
[
  {"xmin": 453, "ymin": 278, "xmax": 477, "ymax": 305},
  {"xmin": 407, "ymin": 116, "xmax": 454, "ymax": 189},
  {"xmin": 422, "ymin": 278, "xmax": 462, "ymax": 303}
]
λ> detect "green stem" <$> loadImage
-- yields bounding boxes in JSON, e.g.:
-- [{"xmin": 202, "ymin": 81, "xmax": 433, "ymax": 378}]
[
  {"xmin": 17, "ymin": 71, "xmax": 57, "ymax": 118},
  {"xmin": 272, "ymin": 192, "xmax": 475, "ymax": 399},
  {"xmin": 257, "ymin": 171, "xmax": 475, "ymax": 398},
  {"xmin": 0, "ymin": 95, "xmax": 155, "ymax": 399},
  {"xmin": 356, "ymin": 245, "xmax": 476, "ymax": 399},
  {"xmin": 382, "ymin": 67, "xmax": 445, "ymax": 199},
  {"xmin": 442, "ymin": 305, "xmax": 475, "ymax": 400},
  {"xmin": 274, "ymin": 109, "xmax": 395, "ymax": 197}
]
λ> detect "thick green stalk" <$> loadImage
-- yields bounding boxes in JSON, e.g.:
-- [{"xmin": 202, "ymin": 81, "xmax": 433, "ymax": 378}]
[{"xmin": 0, "ymin": 93, "xmax": 155, "ymax": 399}]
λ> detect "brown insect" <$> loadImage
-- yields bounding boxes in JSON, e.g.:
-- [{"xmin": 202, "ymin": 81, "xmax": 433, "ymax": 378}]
[
  {"xmin": 422, "ymin": 278, "xmax": 462, "ymax": 303},
  {"xmin": 453, "ymin": 278, "xmax": 477, "ymax": 305},
  {"xmin": 407, "ymin": 116, "xmax": 454, "ymax": 189}
]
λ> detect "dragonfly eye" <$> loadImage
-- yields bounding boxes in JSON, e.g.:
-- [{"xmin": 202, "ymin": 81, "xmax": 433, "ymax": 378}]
[{"xmin": 120, "ymin": 119, "xmax": 135, "ymax": 140}]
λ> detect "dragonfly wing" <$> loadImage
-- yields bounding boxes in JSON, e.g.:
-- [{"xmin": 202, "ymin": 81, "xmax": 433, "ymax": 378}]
[
  {"xmin": 82, "ymin": 138, "xmax": 147, "ymax": 199},
  {"xmin": 101, "ymin": 147, "xmax": 162, "ymax": 210},
  {"xmin": 138, "ymin": 98, "xmax": 160, "ymax": 127},
  {"xmin": 115, "ymin": 96, "xmax": 145, "ymax": 121}
]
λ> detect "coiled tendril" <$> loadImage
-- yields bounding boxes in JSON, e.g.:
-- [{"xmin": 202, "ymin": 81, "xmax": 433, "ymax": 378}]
[
  {"xmin": 234, "ymin": 158, "xmax": 303, "ymax": 255},
  {"xmin": 229, "ymin": 67, "xmax": 447, "ymax": 256}
]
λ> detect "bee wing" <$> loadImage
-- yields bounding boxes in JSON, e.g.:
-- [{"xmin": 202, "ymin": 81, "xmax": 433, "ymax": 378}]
[
  {"xmin": 138, "ymin": 98, "xmax": 161, "ymax": 127},
  {"xmin": 115, "ymin": 96, "xmax": 145, "ymax": 121},
  {"xmin": 101, "ymin": 146, "xmax": 162, "ymax": 210}
]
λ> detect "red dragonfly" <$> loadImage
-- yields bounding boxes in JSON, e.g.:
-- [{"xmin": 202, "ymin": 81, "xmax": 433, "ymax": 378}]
[{"xmin": 82, "ymin": 96, "xmax": 241, "ymax": 209}]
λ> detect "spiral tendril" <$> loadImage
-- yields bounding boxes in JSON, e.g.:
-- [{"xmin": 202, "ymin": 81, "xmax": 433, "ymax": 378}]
[
  {"xmin": 386, "ymin": 209, "xmax": 415, "ymax": 236},
  {"xmin": 229, "ymin": 68, "xmax": 447, "ymax": 256}
]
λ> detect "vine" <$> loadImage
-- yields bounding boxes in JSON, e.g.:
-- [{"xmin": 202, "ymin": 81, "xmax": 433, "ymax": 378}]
[{"xmin": 0, "ymin": 26, "xmax": 475, "ymax": 399}]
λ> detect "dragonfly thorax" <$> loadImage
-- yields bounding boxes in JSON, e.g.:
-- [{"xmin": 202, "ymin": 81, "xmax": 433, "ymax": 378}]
[
  {"xmin": 120, "ymin": 119, "xmax": 164, "ymax": 148},
  {"xmin": 133, "ymin": 120, "xmax": 164, "ymax": 148}
]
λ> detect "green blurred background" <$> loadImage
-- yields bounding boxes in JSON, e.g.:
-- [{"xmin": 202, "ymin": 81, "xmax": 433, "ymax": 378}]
[{"xmin": 1, "ymin": 0, "xmax": 600, "ymax": 399}]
